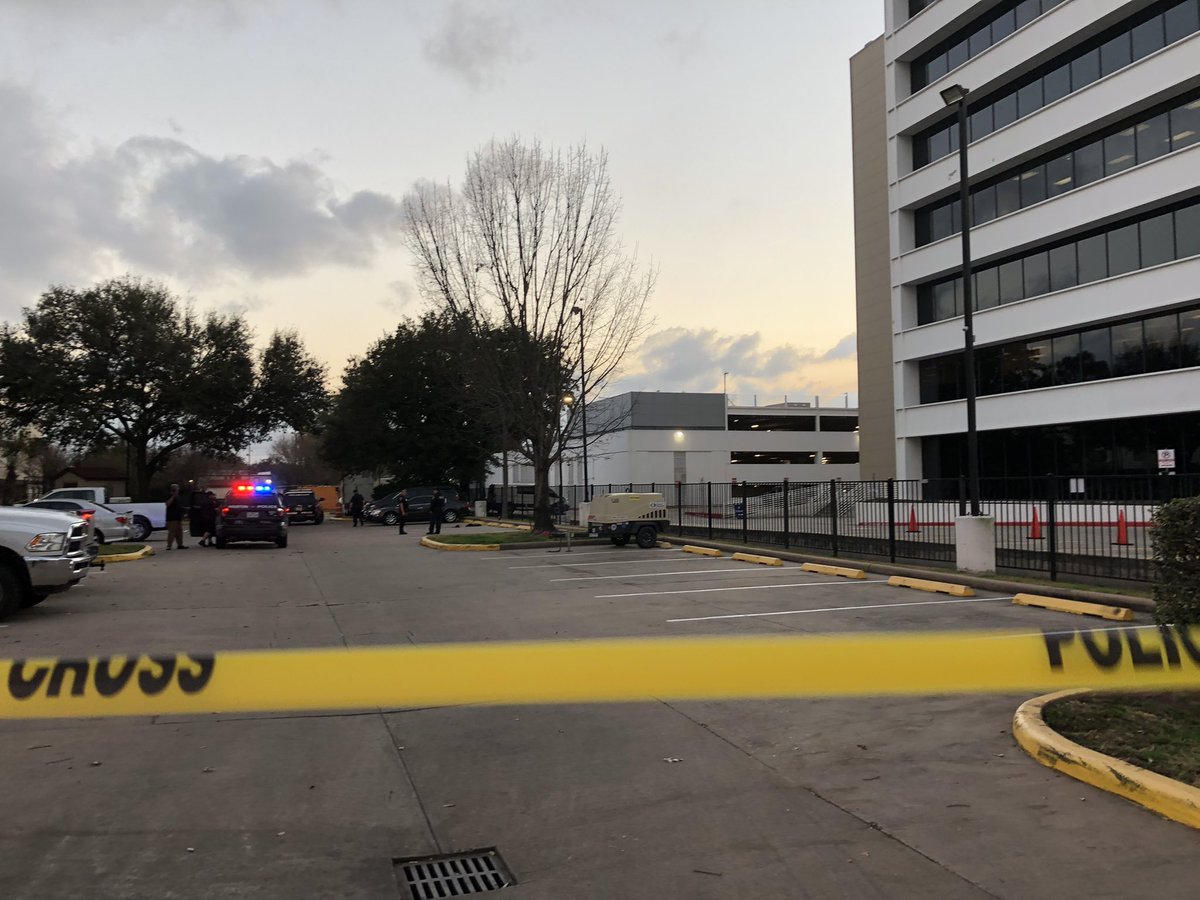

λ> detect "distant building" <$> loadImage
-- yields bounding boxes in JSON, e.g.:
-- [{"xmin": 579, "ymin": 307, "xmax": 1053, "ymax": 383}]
[{"xmin": 50, "ymin": 466, "xmax": 129, "ymax": 498}]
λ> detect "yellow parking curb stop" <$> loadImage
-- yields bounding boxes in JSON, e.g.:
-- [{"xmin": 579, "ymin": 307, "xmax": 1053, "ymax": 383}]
[
  {"xmin": 420, "ymin": 536, "xmax": 501, "ymax": 552},
  {"xmin": 1012, "ymin": 593, "xmax": 1135, "ymax": 621},
  {"xmin": 887, "ymin": 575, "xmax": 974, "ymax": 597},
  {"xmin": 731, "ymin": 552, "xmax": 782, "ymax": 567},
  {"xmin": 657, "ymin": 541, "xmax": 672, "ymax": 548},
  {"xmin": 681, "ymin": 545, "xmax": 722, "ymax": 557},
  {"xmin": 102, "ymin": 546, "xmax": 155, "ymax": 563},
  {"xmin": 801, "ymin": 562, "xmax": 866, "ymax": 579}
]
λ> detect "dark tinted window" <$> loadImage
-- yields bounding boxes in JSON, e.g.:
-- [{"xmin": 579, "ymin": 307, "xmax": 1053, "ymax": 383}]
[
  {"xmin": 1074, "ymin": 141, "xmax": 1103, "ymax": 186},
  {"xmin": 992, "ymin": 9, "xmax": 1016, "ymax": 41},
  {"xmin": 1104, "ymin": 127, "xmax": 1137, "ymax": 176},
  {"xmin": 992, "ymin": 92, "xmax": 1018, "ymax": 130},
  {"xmin": 1002, "ymin": 343, "xmax": 1033, "ymax": 391},
  {"xmin": 1080, "ymin": 327, "xmax": 1111, "ymax": 380},
  {"xmin": 975, "ymin": 267, "xmax": 1000, "ymax": 309},
  {"xmin": 995, "ymin": 175, "xmax": 1021, "ymax": 216},
  {"xmin": 927, "ymin": 51, "xmax": 949, "ymax": 83},
  {"xmin": 1140, "ymin": 213, "xmax": 1175, "ymax": 267},
  {"xmin": 1052, "ymin": 333, "xmax": 1082, "ymax": 384},
  {"xmin": 1043, "ymin": 64, "xmax": 1071, "ymax": 104},
  {"xmin": 819, "ymin": 416, "xmax": 859, "ymax": 432},
  {"xmin": 977, "ymin": 347, "xmax": 1003, "ymax": 395},
  {"xmin": 999, "ymin": 260, "xmax": 1024, "ymax": 303},
  {"xmin": 1100, "ymin": 32, "xmax": 1132, "ymax": 76},
  {"xmin": 1165, "ymin": 0, "xmax": 1200, "ymax": 42},
  {"xmin": 947, "ymin": 39, "xmax": 969, "ymax": 70},
  {"xmin": 1048, "ymin": 244, "xmax": 1077, "ymax": 292},
  {"xmin": 1136, "ymin": 113, "xmax": 1171, "ymax": 162},
  {"xmin": 970, "ymin": 106, "xmax": 993, "ymax": 142},
  {"xmin": 1046, "ymin": 153, "xmax": 1073, "ymax": 196},
  {"xmin": 969, "ymin": 27, "xmax": 991, "ymax": 56},
  {"xmin": 1181, "ymin": 309, "xmax": 1200, "ymax": 366},
  {"xmin": 1107, "ymin": 223, "xmax": 1140, "ymax": 275},
  {"xmin": 1017, "ymin": 80, "xmax": 1043, "ymax": 118},
  {"xmin": 1111, "ymin": 321, "xmax": 1145, "ymax": 376},
  {"xmin": 1173, "ymin": 99, "xmax": 1200, "ymax": 151},
  {"xmin": 1144, "ymin": 314, "xmax": 1180, "ymax": 371},
  {"xmin": 1023, "ymin": 251, "xmax": 1050, "ymax": 296},
  {"xmin": 1177, "ymin": 204, "xmax": 1200, "ymax": 256},
  {"xmin": 934, "ymin": 281, "xmax": 958, "ymax": 320},
  {"xmin": 1077, "ymin": 234, "xmax": 1108, "ymax": 283},
  {"xmin": 1132, "ymin": 14, "xmax": 1167, "ymax": 59},
  {"xmin": 1019, "ymin": 163, "xmax": 1047, "ymax": 205},
  {"xmin": 973, "ymin": 185, "xmax": 997, "ymax": 224},
  {"xmin": 929, "ymin": 204, "xmax": 953, "ymax": 241},
  {"xmin": 1015, "ymin": 0, "xmax": 1040, "ymax": 28},
  {"xmin": 1027, "ymin": 338, "xmax": 1053, "ymax": 389},
  {"xmin": 1071, "ymin": 48, "xmax": 1100, "ymax": 90}
]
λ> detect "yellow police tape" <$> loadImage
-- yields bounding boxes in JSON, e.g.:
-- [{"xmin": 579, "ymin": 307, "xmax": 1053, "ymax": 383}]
[{"xmin": 3, "ymin": 626, "xmax": 1198, "ymax": 720}]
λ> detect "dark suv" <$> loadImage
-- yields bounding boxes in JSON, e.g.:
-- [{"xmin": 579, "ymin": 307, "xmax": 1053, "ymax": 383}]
[
  {"xmin": 217, "ymin": 490, "xmax": 288, "ymax": 548},
  {"xmin": 283, "ymin": 490, "xmax": 324, "ymax": 525},
  {"xmin": 365, "ymin": 486, "xmax": 472, "ymax": 526}
]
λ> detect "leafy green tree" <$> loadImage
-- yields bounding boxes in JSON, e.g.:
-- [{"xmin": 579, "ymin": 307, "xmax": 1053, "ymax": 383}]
[{"xmin": 0, "ymin": 276, "xmax": 329, "ymax": 499}]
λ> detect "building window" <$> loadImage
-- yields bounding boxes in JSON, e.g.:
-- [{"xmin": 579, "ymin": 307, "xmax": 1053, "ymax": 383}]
[
  {"xmin": 818, "ymin": 416, "xmax": 859, "ymax": 432},
  {"xmin": 727, "ymin": 414, "xmax": 815, "ymax": 432},
  {"xmin": 730, "ymin": 451, "xmax": 817, "ymax": 465},
  {"xmin": 822, "ymin": 452, "xmax": 861, "ymax": 465}
]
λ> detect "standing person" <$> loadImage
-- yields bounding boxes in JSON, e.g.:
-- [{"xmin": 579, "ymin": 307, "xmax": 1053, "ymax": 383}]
[
  {"xmin": 427, "ymin": 489, "xmax": 445, "ymax": 535},
  {"xmin": 165, "ymin": 483, "xmax": 188, "ymax": 550},
  {"xmin": 198, "ymin": 491, "xmax": 218, "ymax": 546},
  {"xmin": 350, "ymin": 487, "xmax": 365, "ymax": 527},
  {"xmin": 396, "ymin": 489, "xmax": 409, "ymax": 535}
]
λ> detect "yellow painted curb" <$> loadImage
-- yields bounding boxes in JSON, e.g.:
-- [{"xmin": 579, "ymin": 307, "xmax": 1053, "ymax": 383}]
[
  {"xmin": 420, "ymin": 536, "xmax": 501, "ymax": 552},
  {"xmin": 887, "ymin": 575, "xmax": 974, "ymax": 597},
  {"xmin": 656, "ymin": 541, "xmax": 672, "ymax": 548},
  {"xmin": 464, "ymin": 518, "xmax": 531, "ymax": 531},
  {"xmin": 801, "ymin": 562, "xmax": 867, "ymax": 579},
  {"xmin": 731, "ymin": 552, "xmax": 783, "ymax": 567},
  {"xmin": 1014, "ymin": 690, "xmax": 1200, "ymax": 830},
  {"xmin": 1013, "ymin": 593, "xmax": 1135, "ymax": 621},
  {"xmin": 681, "ymin": 545, "xmax": 722, "ymax": 557},
  {"xmin": 101, "ymin": 546, "xmax": 155, "ymax": 563}
]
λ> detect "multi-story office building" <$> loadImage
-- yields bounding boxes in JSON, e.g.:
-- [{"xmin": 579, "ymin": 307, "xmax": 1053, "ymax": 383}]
[{"xmin": 860, "ymin": 0, "xmax": 1200, "ymax": 479}]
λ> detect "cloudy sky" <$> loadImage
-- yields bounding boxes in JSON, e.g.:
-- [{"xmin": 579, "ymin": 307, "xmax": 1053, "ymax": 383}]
[{"xmin": 0, "ymin": 0, "xmax": 881, "ymax": 407}]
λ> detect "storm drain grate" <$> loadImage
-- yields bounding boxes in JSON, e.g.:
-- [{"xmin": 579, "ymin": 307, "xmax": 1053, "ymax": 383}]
[{"xmin": 395, "ymin": 848, "xmax": 515, "ymax": 898}]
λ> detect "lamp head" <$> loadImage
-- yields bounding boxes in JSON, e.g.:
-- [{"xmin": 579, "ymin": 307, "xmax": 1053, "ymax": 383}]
[{"xmin": 939, "ymin": 83, "xmax": 969, "ymax": 105}]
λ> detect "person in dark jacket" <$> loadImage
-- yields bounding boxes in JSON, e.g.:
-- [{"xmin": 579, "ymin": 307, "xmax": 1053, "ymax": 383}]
[
  {"xmin": 198, "ymin": 491, "xmax": 218, "ymax": 546},
  {"xmin": 350, "ymin": 488, "xmax": 365, "ymax": 527},
  {"xmin": 165, "ymin": 483, "xmax": 188, "ymax": 550},
  {"xmin": 397, "ymin": 489, "xmax": 409, "ymax": 535},
  {"xmin": 427, "ymin": 489, "xmax": 446, "ymax": 535}
]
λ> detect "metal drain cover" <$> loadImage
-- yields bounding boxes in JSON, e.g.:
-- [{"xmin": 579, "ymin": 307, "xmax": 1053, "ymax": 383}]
[{"xmin": 395, "ymin": 848, "xmax": 515, "ymax": 898}]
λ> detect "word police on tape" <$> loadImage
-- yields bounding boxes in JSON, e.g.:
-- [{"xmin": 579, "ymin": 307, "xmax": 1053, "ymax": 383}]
[{"xmin": 3, "ymin": 627, "xmax": 1199, "ymax": 720}]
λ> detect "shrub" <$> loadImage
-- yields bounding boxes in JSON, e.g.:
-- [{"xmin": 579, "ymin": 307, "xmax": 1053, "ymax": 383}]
[{"xmin": 1152, "ymin": 497, "xmax": 1200, "ymax": 625}]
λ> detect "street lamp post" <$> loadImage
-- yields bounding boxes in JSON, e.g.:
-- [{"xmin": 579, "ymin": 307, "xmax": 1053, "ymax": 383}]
[
  {"xmin": 560, "ymin": 393, "xmax": 574, "ymax": 524},
  {"xmin": 570, "ymin": 306, "xmax": 589, "ymax": 500},
  {"xmin": 941, "ymin": 83, "xmax": 982, "ymax": 517}
]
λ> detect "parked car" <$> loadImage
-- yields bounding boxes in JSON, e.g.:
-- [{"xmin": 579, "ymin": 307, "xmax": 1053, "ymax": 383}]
[
  {"xmin": 0, "ymin": 506, "xmax": 93, "ymax": 619},
  {"xmin": 365, "ymin": 486, "xmax": 472, "ymax": 525},
  {"xmin": 37, "ymin": 487, "xmax": 166, "ymax": 542},
  {"xmin": 282, "ymin": 489, "xmax": 324, "ymax": 525},
  {"xmin": 216, "ymin": 486, "xmax": 288, "ymax": 548},
  {"xmin": 23, "ymin": 498, "xmax": 131, "ymax": 545},
  {"xmin": 487, "ymin": 485, "xmax": 568, "ymax": 516}
]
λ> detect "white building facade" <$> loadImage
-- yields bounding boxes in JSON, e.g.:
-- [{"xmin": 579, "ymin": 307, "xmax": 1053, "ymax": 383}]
[{"xmin": 882, "ymin": 0, "xmax": 1200, "ymax": 479}]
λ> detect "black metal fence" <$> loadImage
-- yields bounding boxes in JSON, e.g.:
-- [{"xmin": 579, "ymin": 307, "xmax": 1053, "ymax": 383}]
[{"xmin": 508, "ymin": 474, "xmax": 1200, "ymax": 583}]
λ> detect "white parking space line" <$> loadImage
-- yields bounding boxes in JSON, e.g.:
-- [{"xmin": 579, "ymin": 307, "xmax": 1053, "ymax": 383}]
[
  {"xmin": 596, "ymin": 580, "xmax": 891, "ymax": 599},
  {"xmin": 667, "ymin": 595, "xmax": 1012, "ymax": 622},
  {"xmin": 478, "ymin": 549, "xmax": 675, "ymax": 560},
  {"xmin": 510, "ymin": 557, "xmax": 724, "ymax": 570},
  {"xmin": 551, "ymin": 567, "xmax": 803, "ymax": 583}
]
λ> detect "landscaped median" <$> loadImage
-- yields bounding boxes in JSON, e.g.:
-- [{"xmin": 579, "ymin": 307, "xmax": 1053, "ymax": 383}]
[
  {"xmin": 1014, "ymin": 689, "xmax": 1200, "ymax": 829},
  {"xmin": 97, "ymin": 543, "xmax": 154, "ymax": 562},
  {"xmin": 421, "ymin": 531, "xmax": 611, "ymax": 551}
]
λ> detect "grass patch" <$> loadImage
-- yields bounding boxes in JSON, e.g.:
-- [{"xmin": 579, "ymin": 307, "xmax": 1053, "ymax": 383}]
[
  {"xmin": 97, "ymin": 543, "xmax": 149, "ymax": 556},
  {"xmin": 1044, "ymin": 692, "xmax": 1200, "ymax": 787},
  {"xmin": 433, "ymin": 531, "xmax": 556, "ymax": 545}
]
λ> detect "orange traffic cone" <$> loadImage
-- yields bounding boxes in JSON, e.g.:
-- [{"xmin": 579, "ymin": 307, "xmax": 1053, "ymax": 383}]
[
  {"xmin": 907, "ymin": 507, "xmax": 920, "ymax": 533},
  {"xmin": 1026, "ymin": 507, "xmax": 1043, "ymax": 540},
  {"xmin": 1113, "ymin": 510, "xmax": 1131, "ymax": 546}
]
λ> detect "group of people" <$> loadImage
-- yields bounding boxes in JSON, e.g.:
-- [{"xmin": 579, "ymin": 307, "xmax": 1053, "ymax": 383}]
[
  {"xmin": 164, "ymin": 483, "xmax": 220, "ymax": 550},
  {"xmin": 346, "ymin": 487, "xmax": 447, "ymax": 535}
]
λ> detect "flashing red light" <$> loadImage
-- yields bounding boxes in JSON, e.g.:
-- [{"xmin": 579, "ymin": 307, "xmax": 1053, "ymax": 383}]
[
  {"xmin": 80, "ymin": 509, "xmax": 95, "ymax": 519},
  {"xmin": 222, "ymin": 507, "xmax": 231, "ymax": 515},
  {"xmin": 236, "ymin": 484, "xmax": 252, "ymax": 492}
]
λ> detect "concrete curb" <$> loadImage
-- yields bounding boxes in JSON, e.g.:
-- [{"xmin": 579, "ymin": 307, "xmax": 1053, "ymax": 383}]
[
  {"xmin": 101, "ymin": 545, "xmax": 154, "ymax": 563},
  {"xmin": 420, "ymin": 536, "xmax": 501, "ymax": 552},
  {"xmin": 1013, "ymin": 690, "xmax": 1200, "ymax": 830},
  {"xmin": 660, "ymin": 536, "xmax": 1153, "ymax": 611},
  {"xmin": 464, "ymin": 518, "xmax": 531, "ymax": 531},
  {"xmin": 420, "ymin": 535, "xmax": 614, "ymax": 552}
]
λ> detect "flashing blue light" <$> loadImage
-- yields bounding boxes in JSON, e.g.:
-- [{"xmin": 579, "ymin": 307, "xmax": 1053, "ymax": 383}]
[{"xmin": 254, "ymin": 485, "xmax": 272, "ymax": 493}]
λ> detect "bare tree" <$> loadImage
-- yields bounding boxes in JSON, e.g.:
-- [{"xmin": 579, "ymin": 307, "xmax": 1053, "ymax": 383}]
[{"xmin": 402, "ymin": 139, "xmax": 654, "ymax": 530}]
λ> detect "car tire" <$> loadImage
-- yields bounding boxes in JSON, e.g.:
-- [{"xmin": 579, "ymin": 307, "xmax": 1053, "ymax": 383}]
[
  {"xmin": 130, "ymin": 516, "xmax": 152, "ymax": 542},
  {"xmin": 215, "ymin": 537, "xmax": 228, "ymax": 549},
  {"xmin": 94, "ymin": 529, "xmax": 105, "ymax": 545},
  {"xmin": 276, "ymin": 535, "xmax": 288, "ymax": 549},
  {"xmin": 444, "ymin": 509, "xmax": 459, "ymax": 524},
  {"xmin": 611, "ymin": 534, "xmax": 630, "ymax": 547},
  {"xmin": 19, "ymin": 591, "xmax": 48, "ymax": 610},
  {"xmin": 635, "ymin": 526, "xmax": 657, "ymax": 549},
  {"xmin": 381, "ymin": 512, "xmax": 398, "ymax": 526},
  {"xmin": 0, "ymin": 563, "xmax": 23, "ymax": 620}
]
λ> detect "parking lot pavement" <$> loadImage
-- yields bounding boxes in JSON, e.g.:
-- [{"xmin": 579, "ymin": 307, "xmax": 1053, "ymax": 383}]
[{"xmin": 1, "ymin": 523, "xmax": 1194, "ymax": 898}]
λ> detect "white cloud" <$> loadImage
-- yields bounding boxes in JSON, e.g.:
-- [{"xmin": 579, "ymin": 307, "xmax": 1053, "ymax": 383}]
[{"xmin": 422, "ymin": 1, "xmax": 522, "ymax": 89}]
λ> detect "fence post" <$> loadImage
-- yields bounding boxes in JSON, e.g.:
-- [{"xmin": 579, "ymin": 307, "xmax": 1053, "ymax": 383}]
[
  {"xmin": 957, "ymin": 476, "xmax": 967, "ymax": 517},
  {"xmin": 1046, "ymin": 473, "xmax": 1058, "ymax": 581},
  {"xmin": 829, "ymin": 479, "xmax": 839, "ymax": 557},
  {"xmin": 707, "ymin": 481, "xmax": 713, "ymax": 540},
  {"xmin": 782, "ymin": 479, "xmax": 790, "ymax": 550},
  {"xmin": 740, "ymin": 480, "xmax": 748, "ymax": 545},
  {"xmin": 651, "ymin": 482, "xmax": 656, "ymax": 493},
  {"xmin": 887, "ymin": 478, "xmax": 897, "ymax": 563},
  {"xmin": 676, "ymin": 481, "xmax": 682, "ymax": 531}
]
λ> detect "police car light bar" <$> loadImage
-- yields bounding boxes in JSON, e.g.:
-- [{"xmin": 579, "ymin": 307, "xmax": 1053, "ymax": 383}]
[{"xmin": 235, "ymin": 484, "xmax": 275, "ymax": 493}]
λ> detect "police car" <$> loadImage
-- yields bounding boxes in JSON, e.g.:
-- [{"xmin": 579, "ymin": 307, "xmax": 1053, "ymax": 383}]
[{"xmin": 215, "ymin": 482, "xmax": 288, "ymax": 549}]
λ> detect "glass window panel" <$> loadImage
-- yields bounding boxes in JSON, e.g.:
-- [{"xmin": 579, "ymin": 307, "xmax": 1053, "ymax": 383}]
[
  {"xmin": 1043, "ymin": 64, "xmax": 1071, "ymax": 103},
  {"xmin": 1020, "ymin": 163, "xmax": 1047, "ymax": 205},
  {"xmin": 973, "ymin": 184, "xmax": 997, "ymax": 224},
  {"xmin": 1017, "ymin": 80, "xmax": 1044, "ymax": 118},
  {"xmin": 953, "ymin": 276, "xmax": 964, "ymax": 317},
  {"xmin": 1164, "ymin": 0, "xmax": 1200, "ymax": 43},
  {"xmin": 1077, "ymin": 233, "xmax": 1108, "ymax": 283},
  {"xmin": 992, "ymin": 9, "xmax": 1017, "ymax": 41},
  {"xmin": 947, "ymin": 39, "xmax": 969, "ymax": 70},
  {"xmin": 927, "ymin": 52, "xmax": 948, "ymax": 83},
  {"xmin": 1049, "ymin": 243, "xmax": 1078, "ymax": 291},
  {"xmin": 949, "ymin": 198, "xmax": 961, "ymax": 234},
  {"xmin": 1144, "ymin": 313, "xmax": 1180, "ymax": 372},
  {"xmin": 920, "ymin": 360, "xmax": 940, "ymax": 404},
  {"xmin": 975, "ymin": 266, "xmax": 1000, "ymax": 310},
  {"xmin": 911, "ymin": 64, "xmax": 929, "ymax": 93},
  {"xmin": 970, "ymin": 105, "xmax": 994, "ymax": 141},
  {"xmin": 992, "ymin": 92, "xmax": 1018, "ymax": 129},
  {"xmin": 1071, "ymin": 48, "xmax": 1100, "ymax": 91},
  {"xmin": 1100, "ymin": 32, "xmax": 1132, "ymax": 76},
  {"xmin": 1177, "ymin": 204, "xmax": 1200, "ymax": 257},
  {"xmin": 1024, "ymin": 251, "xmax": 1050, "ymax": 296},
  {"xmin": 1180, "ymin": 308, "xmax": 1200, "ymax": 367},
  {"xmin": 933, "ymin": 280, "xmax": 957, "ymax": 320},
  {"xmin": 1027, "ymin": 339, "xmax": 1053, "ymax": 389},
  {"xmin": 1140, "ymin": 212, "xmax": 1175, "ymax": 267},
  {"xmin": 1046, "ymin": 153, "xmax": 1073, "ymax": 196},
  {"xmin": 917, "ymin": 285, "xmax": 935, "ymax": 324},
  {"xmin": 969, "ymin": 26, "xmax": 991, "ymax": 56},
  {"xmin": 929, "ymin": 127, "xmax": 950, "ymax": 162},
  {"xmin": 1172, "ymin": 99, "xmax": 1200, "ymax": 150},
  {"xmin": 999, "ymin": 259, "xmax": 1024, "ymax": 303},
  {"xmin": 1080, "ymin": 327, "xmax": 1112, "ymax": 381},
  {"xmin": 977, "ymin": 346, "xmax": 1003, "ymax": 395},
  {"xmin": 929, "ymin": 203, "xmax": 953, "ymax": 241},
  {"xmin": 948, "ymin": 122, "xmax": 960, "ymax": 152},
  {"xmin": 1136, "ymin": 113, "xmax": 1171, "ymax": 163},
  {"xmin": 1052, "ymin": 333, "xmax": 1082, "ymax": 385},
  {"xmin": 1111, "ymin": 321, "xmax": 1145, "ymax": 376},
  {"xmin": 1132, "ymin": 15, "xmax": 1167, "ymax": 59},
  {"xmin": 1104, "ymin": 127, "xmax": 1137, "ymax": 176},
  {"xmin": 1107, "ymin": 223, "xmax": 1140, "ymax": 276},
  {"xmin": 913, "ymin": 138, "xmax": 930, "ymax": 170},
  {"xmin": 996, "ymin": 175, "xmax": 1021, "ymax": 216},
  {"xmin": 1015, "ymin": 0, "xmax": 1040, "ymax": 28},
  {"xmin": 915, "ymin": 210, "xmax": 932, "ymax": 246},
  {"xmin": 1002, "ymin": 343, "xmax": 1033, "ymax": 391},
  {"xmin": 1074, "ymin": 140, "xmax": 1104, "ymax": 186}
]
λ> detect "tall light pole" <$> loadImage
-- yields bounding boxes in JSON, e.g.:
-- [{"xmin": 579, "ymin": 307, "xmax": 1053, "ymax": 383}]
[
  {"xmin": 941, "ymin": 83, "xmax": 981, "ymax": 517},
  {"xmin": 570, "ymin": 306, "xmax": 589, "ymax": 499},
  {"xmin": 723, "ymin": 371, "xmax": 729, "ymax": 405},
  {"xmin": 560, "ymin": 392, "xmax": 574, "ymax": 523}
]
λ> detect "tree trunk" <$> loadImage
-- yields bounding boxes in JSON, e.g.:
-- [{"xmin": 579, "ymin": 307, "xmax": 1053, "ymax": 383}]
[{"xmin": 132, "ymin": 443, "xmax": 152, "ymax": 501}]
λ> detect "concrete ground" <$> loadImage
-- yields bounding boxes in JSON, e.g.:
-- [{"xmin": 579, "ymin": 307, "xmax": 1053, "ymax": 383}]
[{"xmin": 0, "ymin": 520, "xmax": 1192, "ymax": 899}]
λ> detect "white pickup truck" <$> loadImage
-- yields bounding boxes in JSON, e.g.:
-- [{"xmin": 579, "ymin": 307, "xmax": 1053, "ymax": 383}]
[
  {"xmin": 0, "ymin": 507, "xmax": 92, "ymax": 619},
  {"xmin": 37, "ymin": 487, "xmax": 166, "ymax": 542}
]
